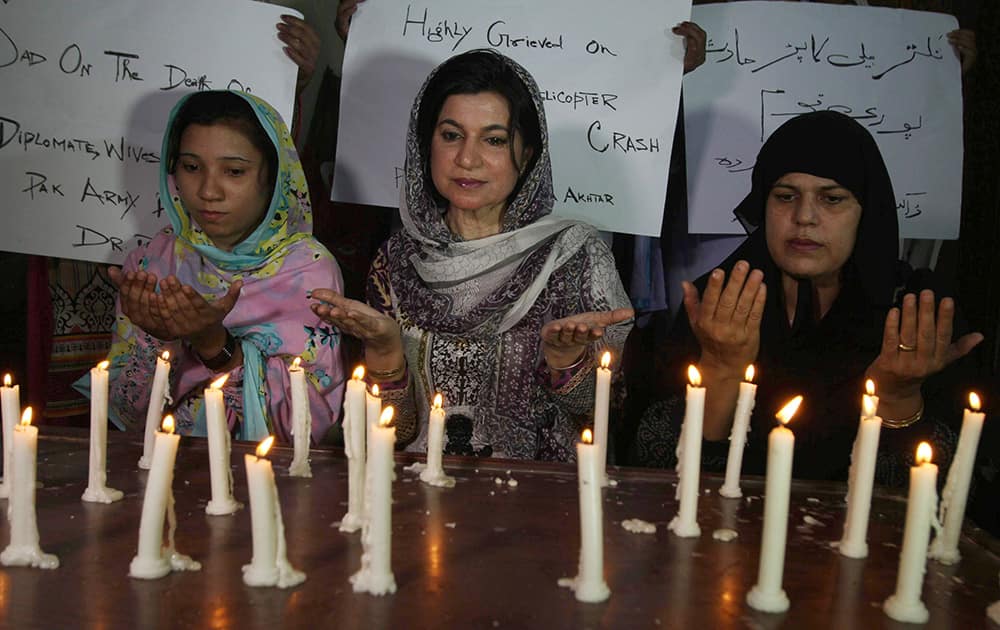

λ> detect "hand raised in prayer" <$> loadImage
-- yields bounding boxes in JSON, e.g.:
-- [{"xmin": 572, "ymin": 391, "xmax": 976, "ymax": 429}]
[
  {"xmin": 540, "ymin": 308, "xmax": 634, "ymax": 371},
  {"xmin": 866, "ymin": 290, "xmax": 982, "ymax": 417},
  {"xmin": 673, "ymin": 21, "xmax": 707, "ymax": 74},
  {"xmin": 153, "ymin": 275, "xmax": 242, "ymax": 357},
  {"xmin": 309, "ymin": 288, "xmax": 403, "ymax": 360},
  {"xmin": 682, "ymin": 260, "xmax": 766, "ymax": 378},
  {"xmin": 109, "ymin": 267, "xmax": 175, "ymax": 341},
  {"xmin": 276, "ymin": 15, "xmax": 322, "ymax": 92},
  {"xmin": 109, "ymin": 268, "xmax": 241, "ymax": 353}
]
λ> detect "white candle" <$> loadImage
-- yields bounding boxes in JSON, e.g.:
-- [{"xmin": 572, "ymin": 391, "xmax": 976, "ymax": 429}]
[
  {"xmin": 366, "ymin": 383, "xmax": 381, "ymax": 461},
  {"xmin": 884, "ymin": 442, "xmax": 938, "ymax": 624},
  {"xmin": 565, "ymin": 429, "xmax": 610, "ymax": 602},
  {"xmin": 204, "ymin": 374, "xmax": 241, "ymax": 515},
  {"xmin": 350, "ymin": 407, "xmax": 397, "ymax": 595},
  {"xmin": 0, "ymin": 373, "xmax": 22, "ymax": 499},
  {"xmin": 82, "ymin": 361, "xmax": 123, "ymax": 504},
  {"xmin": 669, "ymin": 365, "xmax": 704, "ymax": 538},
  {"xmin": 243, "ymin": 436, "xmax": 306, "ymax": 588},
  {"xmin": 420, "ymin": 393, "xmax": 455, "ymax": 488},
  {"xmin": 747, "ymin": 395, "xmax": 801, "ymax": 613},
  {"xmin": 839, "ymin": 380, "xmax": 882, "ymax": 558},
  {"xmin": 593, "ymin": 351, "xmax": 612, "ymax": 487},
  {"xmin": 720, "ymin": 365, "xmax": 757, "ymax": 498},
  {"xmin": 288, "ymin": 357, "xmax": 313, "ymax": 478},
  {"xmin": 130, "ymin": 415, "xmax": 201, "ymax": 579},
  {"xmin": 0, "ymin": 408, "xmax": 59, "ymax": 569},
  {"xmin": 339, "ymin": 366, "xmax": 367, "ymax": 533},
  {"xmin": 861, "ymin": 377, "xmax": 880, "ymax": 420},
  {"xmin": 930, "ymin": 393, "xmax": 985, "ymax": 565},
  {"xmin": 139, "ymin": 351, "xmax": 171, "ymax": 470}
]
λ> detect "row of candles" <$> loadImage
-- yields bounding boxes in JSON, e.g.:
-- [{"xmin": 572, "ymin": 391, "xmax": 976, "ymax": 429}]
[
  {"xmin": 634, "ymin": 364, "xmax": 985, "ymax": 623},
  {"xmin": 0, "ymin": 358, "xmax": 439, "ymax": 593},
  {"xmin": 561, "ymin": 356, "xmax": 987, "ymax": 622},
  {"xmin": 0, "ymin": 347, "xmax": 988, "ymax": 614}
]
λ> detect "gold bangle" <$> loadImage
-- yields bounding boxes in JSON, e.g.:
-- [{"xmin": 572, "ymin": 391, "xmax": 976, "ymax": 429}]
[
  {"xmin": 547, "ymin": 350, "xmax": 590, "ymax": 372},
  {"xmin": 368, "ymin": 363, "xmax": 406, "ymax": 380},
  {"xmin": 882, "ymin": 403, "xmax": 924, "ymax": 429}
]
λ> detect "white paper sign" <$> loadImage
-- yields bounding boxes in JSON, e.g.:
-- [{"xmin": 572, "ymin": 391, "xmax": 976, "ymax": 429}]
[
  {"xmin": 333, "ymin": 0, "xmax": 692, "ymax": 236},
  {"xmin": 685, "ymin": 3, "xmax": 963, "ymax": 239},
  {"xmin": 0, "ymin": 0, "xmax": 299, "ymax": 264}
]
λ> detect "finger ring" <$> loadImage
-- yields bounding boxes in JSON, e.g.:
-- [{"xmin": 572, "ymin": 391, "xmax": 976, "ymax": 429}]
[{"xmin": 897, "ymin": 343, "xmax": 917, "ymax": 352}]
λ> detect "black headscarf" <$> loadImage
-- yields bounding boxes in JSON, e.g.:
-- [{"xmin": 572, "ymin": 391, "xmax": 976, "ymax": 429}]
[
  {"xmin": 650, "ymin": 112, "xmax": 913, "ymax": 480},
  {"xmin": 732, "ymin": 110, "xmax": 900, "ymax": 308},
  {"xmin": 637, "ymin": 112, "xmax": 979, "ymax": 483}
]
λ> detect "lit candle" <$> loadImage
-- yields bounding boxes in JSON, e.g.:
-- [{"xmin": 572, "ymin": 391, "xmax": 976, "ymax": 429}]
[
  {"xmin": 0, "ymin": 373, "xmax": 22, "ymax": 499},
  {"xmin": 839, "ymin": 379, "xmax": 883, "ymax": 558},
  {"xmin": 719, "ymin": 365, "xmax": 757, "ymax": 499},
  {"xmin": 593, "ymin": 351, "xmax": 612, "ymax": 487},
  {"xmin": 420, "ymin": 393, "xmax": 454, "ymax": 488},
  {"xmin": 139, "ymin": 351, "xmax": 171, "ymax": 469},
  {"xmin": 747, "ymin": 395, "xmax": 801, "ymax": 613},
  {"xmin": 82, "ymin": 360, "xmax": 123, "ymax": 504},
  {"xmin": 669, "ymin": 365, "xmax": 704, "ymax": 538},
  {"xmin": 884, "ymin": 442, "xmax": 938, "ymax": 624},
  {"xmin": 204, "ymin": 374, "xmax": 240, "ymax": 515},
  {"xmin": 287, "ymin": 357, "xmax": 313, "ymax": 478},
  {"xmin": 861, "ymin": 376, "xmax": 879, "ymax": 420},
  {"xmin": 243, "ymin": 436, "xmax": 306, "ymax": 588},
  {"xmin": 339, "ymin": 366, "xmax": 367, "ymax": 533},
  {"xmin": 129, "ymin": 415, "xmax": 201, "ymax": 579},
  {"xmin": 350, "ymin": 407, "xmax": 397, "ymax": 595},
  {"xmin": 0, "ymin": 408, "xmax": 59, "ymax": 569},
  {"xmin": 929, "ymin": 393, "xmax": 985, "ymax": 565},
  {"xmin": 561, "ymin": 429, "xmax": 610, "ymax": 602}
]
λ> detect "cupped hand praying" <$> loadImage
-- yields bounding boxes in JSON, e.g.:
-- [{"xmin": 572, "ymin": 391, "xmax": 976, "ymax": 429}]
[
  {"xmin": 109, "ymin": 267, "xmax": 241, "ymax": 353},
  {"xmin": 540, "ymin": 308, "xmax": 635, "ymax": 371},
  {"xmin": 866, "ymin": 289, "xmax": 983, "ymax": 415},
  {"xmin": 682, "ymin": 260, "xmax": 767, "ymax": 378},
  {"xmin": 309, "ymin": 288, "xmax": 403, "ymax": 360}
]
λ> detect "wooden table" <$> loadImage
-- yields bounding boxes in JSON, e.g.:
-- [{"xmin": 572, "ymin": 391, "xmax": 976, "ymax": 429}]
[{"xmin": 1, "ymin": 429, "xmax": 997, "ymax": 629}]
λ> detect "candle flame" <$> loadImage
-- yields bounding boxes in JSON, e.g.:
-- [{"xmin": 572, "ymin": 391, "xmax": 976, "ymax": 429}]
[
  {"xmin": 600, "ymin": 351, "xmax": 611, "ymax": 369},
  {"xmin": 210, "ymin": 373, "xmax": 229, "ymax": 390},
  {"xmin": 161, "ymin": 350, "xmax": 170, "ymax": 361},
  {"xmin": 379, "ymin": 406, "xmax": 394, "ymax": 428},
  {"xmin": 20, "ymin": 407, "xmax": 32, "ymax": 427},
  {"xmin": 862, "ymin": 395, "xmax": 877, "ymax": 419},
  {"xmin": 969, "ymin": 392, "xmax": 981, "ymax": 412},
  {"xmin": 687, "ymin": 365, "xmax": 701, "ymax": 387},
  {"xmin": 97, "ymin": 360, "xmax": 110, "ymax": 371},
  {"xmin": 775, "ymin": 396, "xmax": 803, "ymax": 425},
  {"xmin": 371, "ymin": 384, "xmax": 379, "ymax": 397},
  {"xmin": 865, "ymin": 379, "xmax": 875, "ymax": 396},
  {"xmin": 916, "ymin": 442, "xmax": 933, "ymax": 465},
  {"xmin": 291, "ymin": 356, "xmax": 302, "ymax": 369},
  {"xmin": 432, "ymin": 393, "xmax": 443, "ymax": 409},
  {"xmin": 745, "ymin": 364, "xmax": 755, "ymax": 383},
  {"xmin": 582, "ymin": 428, "xmax": 593, "ymax": 444},
  {"xmin": 161, "ymin": 415, "xmax": 175, "ymax": 434},
  {"xmin": 352, "ymin": 365, "xmax": 365, "ymax": 380},
  {"xmin": 257, "ymin": 435, "xmax": 275, "ymax": 458},
  {"xmin": 3, "ymin": 374, "xmax": 10, "ymax": 387}
]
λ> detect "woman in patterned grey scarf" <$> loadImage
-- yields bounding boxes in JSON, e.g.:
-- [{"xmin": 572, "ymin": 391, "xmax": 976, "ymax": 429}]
[{"xmin": 311, "ymin": 49, "xmax": 633, "ymax": 461}]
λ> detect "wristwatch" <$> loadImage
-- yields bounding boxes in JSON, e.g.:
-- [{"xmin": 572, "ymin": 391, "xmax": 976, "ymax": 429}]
[{"xmin": 199, "ymin": 329, "xmax": 237, "ymax": 371}]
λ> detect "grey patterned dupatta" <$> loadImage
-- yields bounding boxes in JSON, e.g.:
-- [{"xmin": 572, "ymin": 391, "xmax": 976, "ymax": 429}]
[{"xmin": 394, "ymin": 50, "xmax": 593, "ymax": 335}]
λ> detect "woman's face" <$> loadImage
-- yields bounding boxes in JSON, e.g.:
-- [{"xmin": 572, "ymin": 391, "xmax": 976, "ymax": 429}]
[
  {"xmin": 174, "ymin": 122, "xmax": 271, "ymax": 252},
  {"xmin": 765, "ymin": 172, "xmax": 862, "ymax": 285},
  {"xmin": 430, "ymin": 91, "xmax": 530, "ymax": 219}
]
